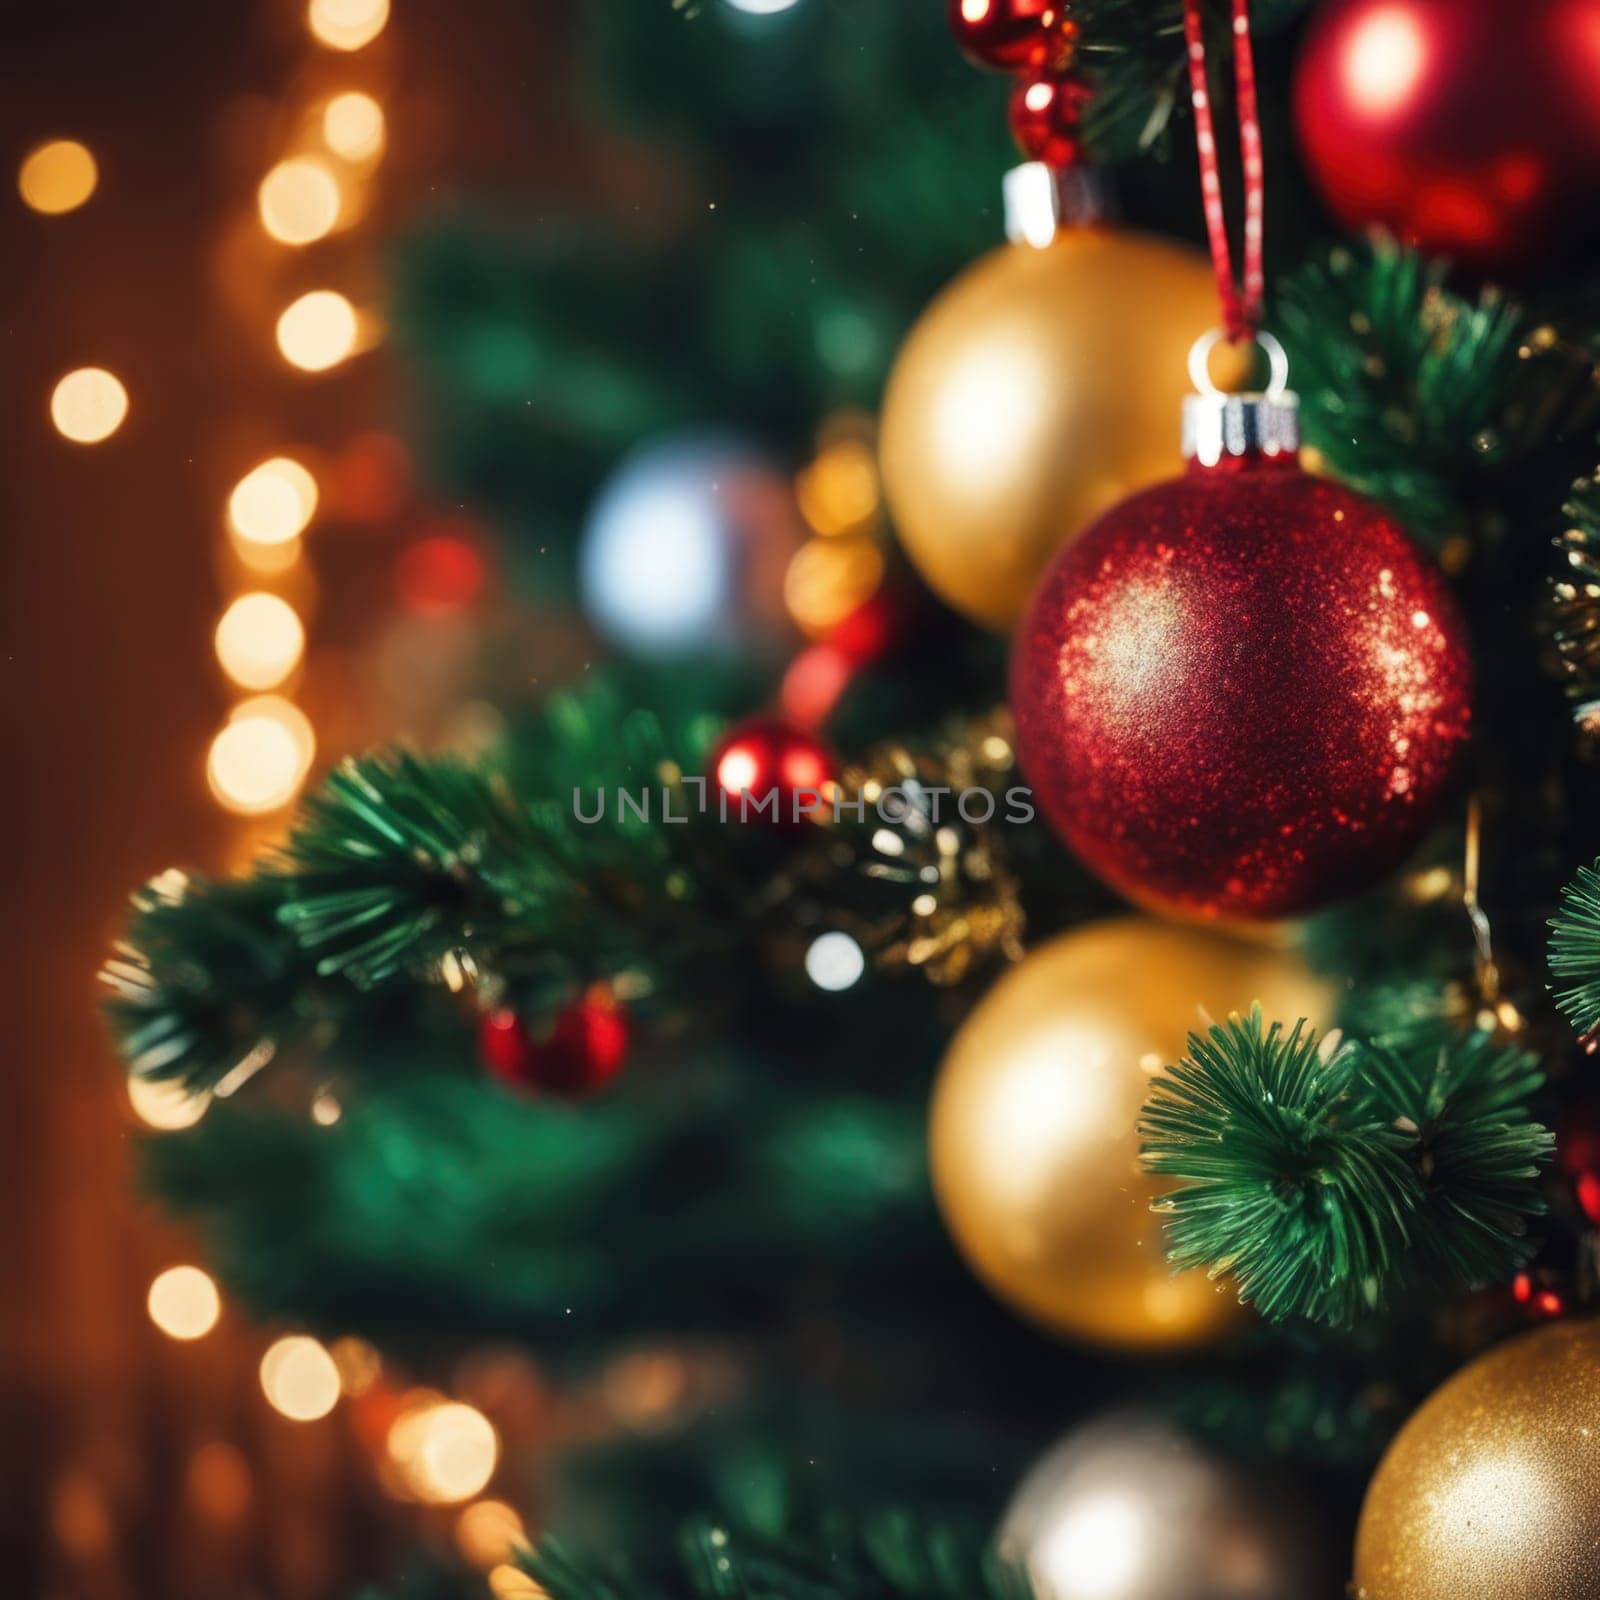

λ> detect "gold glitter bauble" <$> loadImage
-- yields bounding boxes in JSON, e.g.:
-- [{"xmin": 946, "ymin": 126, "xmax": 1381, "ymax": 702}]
[
  {"xmin": 928, "ymin": 918, "xmax": 1334, "ymax": 1348},
  {"xmin": 1353, "ymin": 1320, "xmax": 1600, "ymax": 1600},
  {"xmin": 879, "ymin": 229, "xmax": 1236, "ymax": 631}
]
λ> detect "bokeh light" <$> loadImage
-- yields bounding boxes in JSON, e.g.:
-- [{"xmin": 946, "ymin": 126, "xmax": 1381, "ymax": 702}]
[
  {"xmin": 276, "ymin": 290, "xmax": 360, "ymax": 370},
  {"xmin": 128, "ymin": 1073, "xmax": 211, "ymax": 1130},
  {"xmin": 258, "ymin": 158, "xmax": 342, "ymax": 244},
  {"xmin": 805, "ymin": 931, "xmax": 866, "ymax": 992},
  {"xmin": 723, "ymin": 0, "xmax": 804, "ymax": 12},
  {"xmin": 18, "ymin": 140, "xmax": 97, "ymax": 214},
  {"xmin": 206, "ymin": 697, "xmax": 315, "ymax": 815},
  {"xmin": 784, "ymin": 535, "xmax": 885, "ymax": 635},
  {"xmin": 232, "ymin": 533, "xmax": 304, "ymax": 575},
  {"xmin": 234, "ymin": 694, "xmax": 315, "ymax": 761},
  {"xmin": 214, "ymin": 593, "xmax": 306, "ymax": 689},
  {"xmin": 260, "ymin": 1336, "xmax": 341, "ymax": 1421},
  {"xmin": 308, "ymin": 0, "xmax": 390, "ymax": 50},
  {"xmin": 394, "ymin": 533, "xmax": 486, "ymax": 615},
  {"xmin": 323, "ymin": 92, "xmax": 386, "ymax": 161},
  {"xmin": 330, "ymin": 1336, "xmax": 381, "ymax": 1396},
  {"xmin": 50, "ymin": 368, "xmax": 127, "ymax": 443},
  {"xmin": 388, "ymin": 1401, "xmax": 499, "ymax": 1503},
  {"xmin": 147, "ymin": 1266, "xmax": 222, "ymax": 1341},
  {"xmin": 228, "ymin": 457, "xmax": 318, "ymax": 545},
  {"xmin": 488, "ymin": 1569, "xmax": 541, "ymax": 1600},
  {"xmin": 330, "ymin": 431, "xmax": 412, "ymax": 522},
  {"xmin": 486, "ymin": 1568, "xmax": 544, "ymax": 1593},
  {"xmin": 796, "ymin": 437, "xmax": 879, "ymax": 536},
  {"xmin": 457, "ymin": 1500, "xmax": 527, "ymax": 1569},
  {"xmin": 580, "ymin": 441, "xmax": 754, "ymax": 656},
  {"xmin": 780, "ymin": 644, "xmax": 854, "ymax": 730},
  {"xmin": 184, "ymin": 1441, "xmax": 254, "ymax": 1525}
]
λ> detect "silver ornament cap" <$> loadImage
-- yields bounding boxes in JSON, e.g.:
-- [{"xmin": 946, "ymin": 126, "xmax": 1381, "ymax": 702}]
[
  {"xmin": 1002, "ymin": 161, "xmax": 1114, "ymax": 248},
  {"xmin": 1181, "ymin": 328, "xmax": 1300, "ymax": 467}
]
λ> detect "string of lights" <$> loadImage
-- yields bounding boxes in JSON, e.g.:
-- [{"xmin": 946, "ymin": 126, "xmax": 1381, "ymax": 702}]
[{"xmin": 103, "ymin": 9, "xmax": 525, "ymax": 1582}]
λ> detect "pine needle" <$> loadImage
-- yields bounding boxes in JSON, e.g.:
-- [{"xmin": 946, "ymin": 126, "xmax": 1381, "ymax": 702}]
[
  {"xmin": 1141, "ymin": 1007, "xmax": 1550, "ymax": 1326},
  {"xmin": 527, "ymin": 1514, "xmax": 1024, "ymax": 1600},
  {"xmin": 1551, "ymin": 859, "xmax": 1600, "ymax": 1040},
  {"xmin": 101, "ymin": 871, "xmax": 309, "ymax": 1093}
]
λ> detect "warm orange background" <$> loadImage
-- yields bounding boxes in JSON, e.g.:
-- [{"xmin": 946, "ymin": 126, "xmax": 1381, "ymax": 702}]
[{"xmin": 0, "ymin": 3, "xmax": 578, "ymax": 1593}]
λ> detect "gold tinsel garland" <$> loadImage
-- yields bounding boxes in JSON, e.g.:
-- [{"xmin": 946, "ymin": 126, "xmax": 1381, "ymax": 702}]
[
  {"xmin": 794, "ymin": 709, "xmax": 1027, "ymax": 987},
  {"xmin": 1552, "ymin": 470, "xmax": 1600, "ymax": 744}
]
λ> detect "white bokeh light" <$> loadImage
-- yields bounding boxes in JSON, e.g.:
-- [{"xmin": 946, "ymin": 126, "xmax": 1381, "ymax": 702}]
[
  {"xmin": 1034, "ymin": 1491, "xmax": 1146, "ymax": 1600},
  {"xmin": 580, "ymin": 440, "xmax": 749, "ymax": 656},
  {"xmin": 722, "ymin": 0, "xmax": 803, "ymax": 12},
  {"xmin": 804, "ymin": 931, "xmax": 865, "ymax": 992}
]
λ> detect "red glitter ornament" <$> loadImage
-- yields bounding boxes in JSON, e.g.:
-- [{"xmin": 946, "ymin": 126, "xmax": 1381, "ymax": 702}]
[
  {"xmin": 1008, "ymin": 70, "xmax": 1093, "ymax": 170},
  {"xmin": 711, "ymin": 717, "xmax": 835, "ymax": 826},
  {"xmin": 1293, "ymin": 0, "xmax": 1600, "ymax": 274},
  {"xmin": 947, "ymin": 0, "xmax": 1074, "ymax": 72},
  {"xmin": 479, "ymin": 989, "xmax": 629, "ymax": 1096},
  {"xmin": 1011, "ymin": 378, "xmax": 1471, "ymax": 922}
]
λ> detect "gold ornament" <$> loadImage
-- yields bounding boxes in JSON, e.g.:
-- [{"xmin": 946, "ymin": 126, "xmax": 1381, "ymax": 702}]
[
  {"xmin": 928, "ymin": 917, "xmax": 1334, "ymax": 1348},
  {"xmin": 1000, "ymin": 1416, "xmax": 1321, "ymax": 1600},
  {"xmin": 1353, "ymin": 1320, "xmax": 1600, "ymax": 1600},
  {"xmin": 880, "ymin": 228, "xmax": 1237, "ymax": 630}
]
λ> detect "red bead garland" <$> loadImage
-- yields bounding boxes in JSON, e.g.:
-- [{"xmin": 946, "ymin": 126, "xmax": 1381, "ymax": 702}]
[
  {"xmin": 480, "ymin": 988, "xmax": 630, "ymax": 1096},
  {"xmin": 710, "ymin": 717, "xmax": 835, "ymax": 826},
  {"xmin": 1008, "ymin": 71, "xmax": 1094, "ymax": 169},
  {"xmin": 947, "ymin": 0, "xmax": 1075, "ymax": 73}
]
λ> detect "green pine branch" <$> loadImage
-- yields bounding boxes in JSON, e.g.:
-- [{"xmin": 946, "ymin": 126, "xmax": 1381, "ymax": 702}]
[
  {"xmin": 1277, "ymin": 242, "xmax": 1536, "ymax": 542},
  {"xmin": 528, "ymin": 1513, "xmax": 1025, "ymax": 1600},
  {"xmin": 274, "ymin": 750, "xmax": 547, "ymax": 989},
  {"xmin": 1073, "ymin": 0, "xmax": 1312, "ymax": 160},
  {"xmin": 104, "ymin": 683, "xmax": 1053, "ymax": 1105},
  {"xmin": 1551, "ymin": 858, "xmax": 1600, "ymax": 1041},
  {"xmin": 1140, "ymin": 1007, "xmax": 1551, "ymax": 1326},
  {"xmin": 103, "ymin": 871, "xmax": 315, "ymax": 1093},
  {"xmin": 136, "ymin": 1066, "xmax": 954, "ymax": 1346},
  {"xmin": 103, "ymin": 680, "xmax": 736, "ymax": 1096},
  {"xmin": 104, "ymin": 686, "xmax": 1074, "ymax": 1349}
]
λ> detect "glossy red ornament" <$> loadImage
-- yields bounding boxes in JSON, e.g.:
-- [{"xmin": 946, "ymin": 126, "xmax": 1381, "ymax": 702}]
[
  {"xmin": 711, "ymin": 716, "xmax": 835, "ymax": 826},
  {"xmin": 1293, "ymin": 0, "xmax": 1600, "ymax": 273},
  {"xmin": 1008, "ymin": 70, "xmax": 1094, "ymax": 170},
  {"xmin": 479, "ymin": 989, "xmax": 629, "ymax": 1096},
  {"xmin": 947, "ymin": 0, "xmax": 1074, "ymax": 72},
  {"xmin": 1011, "ymin": 454, "xmax": 1472, "ymax": 921}
]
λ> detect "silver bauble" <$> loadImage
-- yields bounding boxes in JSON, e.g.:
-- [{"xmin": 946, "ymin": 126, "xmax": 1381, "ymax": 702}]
[{"xmin": 998, "ymin": 1417, "xmax": 1322, "ymax": 1600}]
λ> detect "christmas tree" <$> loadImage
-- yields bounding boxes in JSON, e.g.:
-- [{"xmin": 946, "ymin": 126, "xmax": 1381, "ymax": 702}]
[{"xmin": 102, "ymin": 2, "xmax": 1600, "ymax": 1597}]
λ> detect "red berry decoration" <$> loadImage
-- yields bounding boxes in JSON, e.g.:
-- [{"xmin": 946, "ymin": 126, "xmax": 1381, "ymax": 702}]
[
  {"xmin": 947, "ymin": 0, "xmax": 1074, "ymax": 72},
  {"xmin": 1011, "ymin": 373, "xmax": 1471, "ymax": 922},
  {"xmin": 711, "ymin": 716, "xmax": 835, "ymax": 826},
  {"xmin": 1008, "ymin": 70, "xmax": 1093, "ymax": 169},
  {"xmin": 1293, "ymin": 0, "xmax": 1600, "ymax": 274},
  {"xmin": 479, "ymin": 987, "xmax": 629, "ymax": 1096}
]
